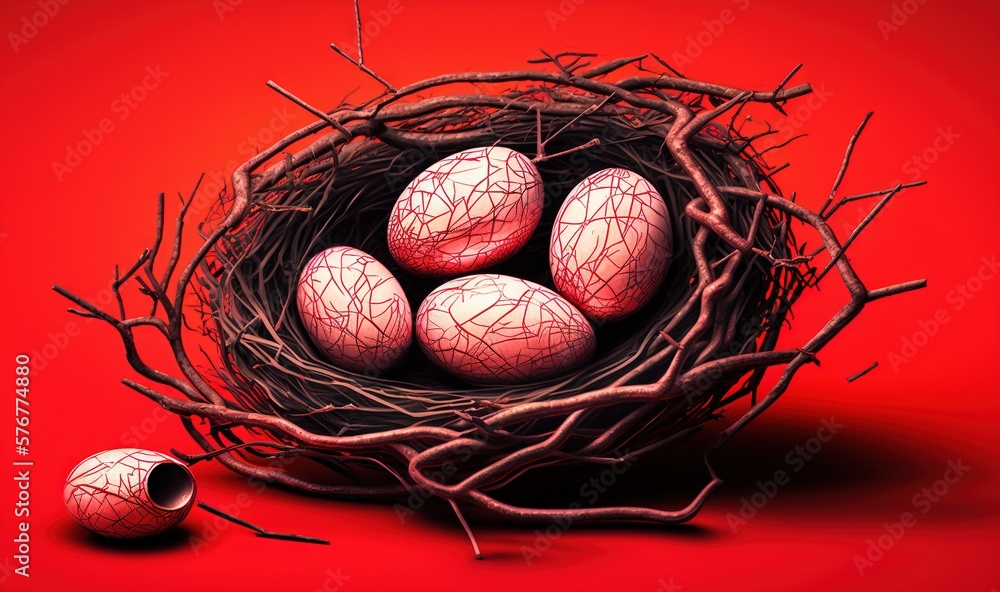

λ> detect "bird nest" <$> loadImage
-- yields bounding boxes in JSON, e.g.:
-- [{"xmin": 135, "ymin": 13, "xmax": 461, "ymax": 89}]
[{"xmin": 56, "ymin": 51, "xmax": 925, "ymax": 556}]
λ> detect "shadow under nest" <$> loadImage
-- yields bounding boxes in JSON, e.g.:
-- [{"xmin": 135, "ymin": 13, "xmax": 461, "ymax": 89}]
[{"xmin": 200, "ymin": 103, "xmax": 798, "ymax": 445}]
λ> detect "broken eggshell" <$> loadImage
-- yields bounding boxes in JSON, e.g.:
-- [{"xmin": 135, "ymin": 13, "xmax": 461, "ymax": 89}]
[
  {"xmin": 386, "ymin": 146, "xmax": 545, "ymax": 277},
  {"xmin": 64, "ymin": 448, "xmax": 196, "ymax": 538}
]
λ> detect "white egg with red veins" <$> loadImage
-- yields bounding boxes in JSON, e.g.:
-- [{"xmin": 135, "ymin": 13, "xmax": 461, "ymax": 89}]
[
  {"xmin": 64, "ymin": 448, "xmax": 196, "ymax": 538},
  {"xmin": 549, "ymin": 168, "xmax": 671, "ymax": 322},
  {"xmin": 415, "ymin": 274, "xmax": 596, "ymax": 384},
  {"xmin": 297, "ymin": 246, "xmax": 412, "ymax": 374},
  {"xmin": 386, "ymin": 146, "xmax": 544, "ymax": 277}
]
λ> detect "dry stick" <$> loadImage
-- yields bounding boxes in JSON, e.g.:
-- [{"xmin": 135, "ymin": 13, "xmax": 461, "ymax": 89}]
[
  {"xmin": 769, "ymin": 63, "xmax": 804, "ymax": 115},
  {"xmin": 161, "ymin": 174, "xmax": 202, "ymax": 291},
  {"xmin": 179, "ymin": 416, "xmax": 409, "ymax": 498},
  {"xmin": 448, "ymin": 500, "xmax": 482, "ymax": 560},
  {"xmin": 122, "ymin": 378, "xmax": 458, "ymax": 449},
  {"xmin": 353, "ymin": 0, "xmax": 363, "ymax": 65},
  {"xmin": 579, "ymin": 55, "xmax": 645, "ymax": 79},
  {"xmin": 824, "ymin": 180, "xmax": 926, "ymax": 219},
  {"xmin": 534, "ymin": 108, "xmax": 543, "ymax": 159},
  {"xmin": 533, "ymin": 138, "xmax": 601, "ymax": 163},
  {"xmin": 329, "ymin": 43, "xmax": 397, "ymax": 92},
  {"xmin": 170, "ymin": 440, "xmax": 294, "ymax": 465},
  {"xmin": 648, "ymin": 53, "xmax": 685, "ymax": 78},
  {"xmin": 847, "ymin": 362, "xmax": 878, "ymax": 382},
  {"xmin": 266, "ymin": 81, "xmax": 354, "ymax": 139},
  {"xmin": 820, "ymin": 111, "xmax": 874, "ymax": 218},
  {"xmin": 197, "ymin": 501, "xmax": 329, "ymax": 545},
  {"xmin": 867, "ymin": 279, "xmax": 927, "ymax": 301},
  {"xmin": 814, "ymin": 184, "xmax": 902, "ymax": 285},
  {"xmin": 146, "ymin": 192, "xmax": 166, "ymax": 294},
  {"xmin": 532, "ymin": 93, "xmax": 616, "ymax": 163}
]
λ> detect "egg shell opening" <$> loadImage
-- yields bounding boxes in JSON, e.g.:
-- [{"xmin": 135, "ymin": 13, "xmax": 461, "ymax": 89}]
[{"xmin": 63, "ymin": 448, "xmax": 196, "ymax": 539}]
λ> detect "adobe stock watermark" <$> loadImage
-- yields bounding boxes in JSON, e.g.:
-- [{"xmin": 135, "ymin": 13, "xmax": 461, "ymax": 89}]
[
  {"xmin": 187, "ymin": 449, "xmax": 299, "ymax": 555},
  {"xmin": 851, "ymin": 458, "xmax": 970, "ymax": 576},
  {"xmin": 51, "ymin": 65, "xmax": 170, "ymax": 182},
  {"xmin": 887, "ymin": 254, "xmax": 997, "ymax": 373},
  {"xmin": 877, "ymin": 0, "xmax": 929, "ymax": 41},
  {"xmin": 393, "ymin": 461, "xmax": 458, "ymax": 524},
  {"xmin": 898, "ymin": 125, "xmax": 960, "ymax": 183},
  {"xmin": 835, "ymin": 125, "xmax": 959, "ymax": 238},
  {"xmin": 544, "ymin": 0, "xmax": 585, "ymax": 30},
  {"xmin": 656, "ymin": 577, "xmax": 683, "ymax": 592},
  {"xmin": 188, "ymin": 491, "xmax": 254, "ymax": 556},
  {"xmin": 120, "ymin": 405, "xmax": 173, "ymax": 447},
  {"xmin": 394, "ymin": 423, "xmax": 516, "ymax": 523},
  {"xmin": 7, "ymin": 0, "xmax": 70, "ymax": 54},
  {"xmin": 189, "ymin": 105, "xmax": 299, "ymax": 217},
  {"xmin": 32, "ymin": 272, "xmax": 121, "ymax": 375},
  {"xmin": 521, "ymin": 450, "xmax": 635, "ymax": 565},
  {"xmin": 773, "ymin": 84, "xmax": 834, "ymax": 141},
  {"xmin": 0, "ymin": 555, "xmax": 16, "ymax": 585},
  {"xmin": 665, "ymin": 0, "xmax": 752, "ymax": 74},
  {"xmin": 726, "ymin": 417, "xmax": 844, "ymax": 533},
  {"xmin": 313, "ymin": 567, "xmax": 350, "ymax": 592},
  {"xmin": 681, "ymin": 297, "xmax": 795, "ymax": 405},
  {"xmin": 213, "ymin": 0, "xmax": 244, "ymax": 21}
]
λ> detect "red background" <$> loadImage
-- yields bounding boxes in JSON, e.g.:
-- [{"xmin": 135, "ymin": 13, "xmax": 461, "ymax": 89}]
[{"xmin": 2, "ymin": 1, "xmax": 998, "ymax": 590}]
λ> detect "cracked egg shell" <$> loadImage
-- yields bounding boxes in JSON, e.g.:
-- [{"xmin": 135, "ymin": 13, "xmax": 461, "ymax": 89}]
[
  {"xmin": 386, "ymin": 146, "xmax": 544, "ymax": 277},
  {"xmin": 64, "ymin": 448, "xmax": 196, "ymax": 538},
  {"xmin": 549, "ymin": 168, "xmax": 672, "ymax": 322},
  {"xmin": 297, "ymin": 246, "xmax": 412, "ymax": 374},
  {"xmin": 415, "ymin": 274, "xmax": 596, "ymax": 384}
]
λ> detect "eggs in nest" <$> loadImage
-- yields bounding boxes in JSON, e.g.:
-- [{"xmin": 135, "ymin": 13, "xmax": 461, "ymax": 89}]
[{"xmin": 296, "ymin": 148, "xmax": 672, "ymax": 384}]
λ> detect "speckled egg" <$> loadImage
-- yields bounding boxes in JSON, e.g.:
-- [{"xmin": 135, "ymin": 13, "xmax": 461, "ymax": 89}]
[
  {"xmin": 64, "ymin": 448, "xmax": 196, "ymax": 538},
  {"xmin": 549, "ymin": 168, "xmax": 671, "ymax": 321},
  {"xmin": 415, "ymin": 274, "xmax": 596, "ymax": 384},
  {"xmin": 297, "ymin": 246, "xmax": 412, "ymax": 374},
  {"xmin": 386, "ymin": 146, "xmax": 544, "ymax": 277}
]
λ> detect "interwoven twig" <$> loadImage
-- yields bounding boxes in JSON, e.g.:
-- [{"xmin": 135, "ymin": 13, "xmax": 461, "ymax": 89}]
[{"xmin": 54, "ymin": 51, "xmax": 925, "ymax": 557}]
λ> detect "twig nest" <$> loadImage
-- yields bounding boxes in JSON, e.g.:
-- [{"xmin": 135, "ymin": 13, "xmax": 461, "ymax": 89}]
[
  {"xmin": 53, "ymin": 52, "xmax": 927, "ymax": 551},
  {"xmin": 386, "ymin": 146, "xmax": 544, "ymax": 277},
  {"xmin": 550, "ymin": 168, "xmax": 672, "ymax": 321},
  {"xmin": 415, "ymin": 274, "xmax": 596, "ymax": 384},
  {"xmin": 296, "ymin": 246, "xmax": 413, "ymax": 373}
]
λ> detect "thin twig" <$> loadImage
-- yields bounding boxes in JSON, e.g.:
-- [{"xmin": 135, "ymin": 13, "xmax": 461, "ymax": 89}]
[
  {"xmin": 197, "ymin": 501, "xmax": 330, "ymax": 545},
  {"xmin": 266, "ymin": 81, "xmax": 354, "ymax": 138},
  {"xmin": 329, "ymin": 43, "xmax": 397, "ymax": 92},
  {"xmin": 354, "ymin": 0, "xmax": 363, "ymax": 65},
  {"xmin": 820, "ymin": 111, "xmax": 874, "ymax": 218},
  {"xmin": 847, "ymin": 361, "xmax": 878, "ymax": 382}
]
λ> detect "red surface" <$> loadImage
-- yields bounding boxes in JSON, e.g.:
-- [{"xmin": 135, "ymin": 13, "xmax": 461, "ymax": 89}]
[{"xmin": 1, "ymin": 1, "xmax": 998, "ymax": 590}]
